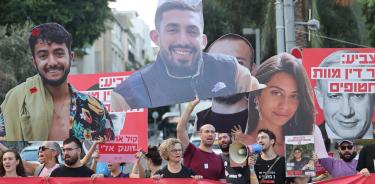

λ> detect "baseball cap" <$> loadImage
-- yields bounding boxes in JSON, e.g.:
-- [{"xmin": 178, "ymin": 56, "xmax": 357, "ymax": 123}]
[{"xmin": 337, "ymin": 140, "xmax": 354, "ymax": 146}]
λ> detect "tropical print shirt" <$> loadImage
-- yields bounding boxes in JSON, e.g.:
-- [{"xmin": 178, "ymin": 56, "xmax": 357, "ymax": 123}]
[
  {"xmin": 0, "ymin": 84, "xmax": 114, "ymax": 141},
  {"xmin": 0, "ymin": 111, "xmax": 4, "ymax": 137}
]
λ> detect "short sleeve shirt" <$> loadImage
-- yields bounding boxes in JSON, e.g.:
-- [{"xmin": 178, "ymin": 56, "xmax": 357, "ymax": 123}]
[
  {"xmin": 183, "ymin": 143, "xmax": 225, "ymax": 180},
  {"xmin": 155, "ymin": 165, "xmax": 196, "ymax": 178}
]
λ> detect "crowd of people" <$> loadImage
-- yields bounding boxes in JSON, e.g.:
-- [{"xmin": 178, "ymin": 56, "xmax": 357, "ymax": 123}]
[
  {"xmin": 0, "ymin": 128, "xmax": 374, "ymax": 183},
  {"xmin": 0, "ymin": 0, "xmax": 374, "ymax": 183}
]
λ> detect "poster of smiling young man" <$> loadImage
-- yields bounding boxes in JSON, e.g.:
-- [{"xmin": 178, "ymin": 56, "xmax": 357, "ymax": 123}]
[
  {"xmin": 303, "ymin": 48, "xmax": 375, "ymax": 141},
  {"xmin": 110, "ymin": 0, "xmax": 264, "ymax": 111}
]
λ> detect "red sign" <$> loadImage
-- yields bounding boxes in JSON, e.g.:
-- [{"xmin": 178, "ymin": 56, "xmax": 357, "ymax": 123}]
[
  {"xmin": 68, "ymin": 72, "xmax": 148, "ymax": 163},
  {"xmin": 302, "ymin": 48, "xmax": 375, "ymax": 126}
]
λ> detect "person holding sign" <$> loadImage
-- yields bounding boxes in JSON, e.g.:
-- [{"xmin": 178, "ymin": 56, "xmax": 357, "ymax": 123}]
[
  {"xmin": 247, "ymin": 129, "xmax": 286, "ymax": 184},
  {"xmin": 319, "ymin": 140, "xmax": 358, "ymax": 178},
  {"xmin": 130, "ymin": 146, "xmax": 163, "ymax": 178}
]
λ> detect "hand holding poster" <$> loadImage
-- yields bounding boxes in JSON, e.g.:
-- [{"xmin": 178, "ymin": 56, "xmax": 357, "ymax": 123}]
[{"xmin": 285, "ymin": 135, "xmax": 315, "ymax": 177}]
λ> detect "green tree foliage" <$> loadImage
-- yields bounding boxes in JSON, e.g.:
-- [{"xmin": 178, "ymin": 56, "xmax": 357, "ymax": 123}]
[
  {"xmin": 0, "ymin": 0, "xmax": 114, "ymax": 50},
  {"xmin": 361, "ymin": 0, "xmax": 375, "ymax": 46},
  {"xmin": 203, "ymin": 0, "xmax": 372, "ymax": 62},
  {"xmin": 203, "ymin": 0, "xmax": 267, "ymax": 53},
  {"xmin": 0, "ymin": 23, "xmax": 37, "ymax": 103},
  {"xmin": 260, "ymin": 2, "xmax": 277, "ymax": 61},
  {"xmin": 314, "ymin": 0, "xmax": 364, "ymax": 47}
]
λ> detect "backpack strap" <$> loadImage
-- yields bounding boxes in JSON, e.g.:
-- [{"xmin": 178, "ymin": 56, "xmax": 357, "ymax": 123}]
[{"xmin": 34, "ymin": 164, "xmax": 45, "ymax": 176}]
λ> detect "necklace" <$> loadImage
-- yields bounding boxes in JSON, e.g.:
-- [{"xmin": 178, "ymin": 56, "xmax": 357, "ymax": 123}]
[{"xmin": 162, "ymin": 56, "xmax": 204, "ymax": 79}]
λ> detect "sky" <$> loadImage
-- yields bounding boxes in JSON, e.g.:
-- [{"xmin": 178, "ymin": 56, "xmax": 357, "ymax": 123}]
[{"xmin": 109, "ymin": 0, "xmax": 158, "ymax": 30}]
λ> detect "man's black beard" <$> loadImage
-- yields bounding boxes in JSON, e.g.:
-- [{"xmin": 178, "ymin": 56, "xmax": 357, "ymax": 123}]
[
  {"xmin": 220, "ymin": 146, "xmax": 229, "ymax": 153},
  {"xmin": 339, "ymin": 151, "xmax": 357, "ymax": 162},
  {"xmin": 219, "ymin": 141, "xmax": 232, "ymax": 153},
  {"xmin": 64, "ymin": 155, "xmax": 79, "ymax": 166},
  {"xmin": 160, "ymin": 48, "xmax": 200, "ymax": 77},
  {"xmin": 214, "ymin": 93, "xmax": 245, "ymax": 105},
  {"xmin": 37, "ymin": 62, "xmax": 71, "ymax": 86}
]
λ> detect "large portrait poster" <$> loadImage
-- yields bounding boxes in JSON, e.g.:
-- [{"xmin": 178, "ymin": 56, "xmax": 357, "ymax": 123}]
[
  {"xmin": 68, "ymin": 72, "xmax": 148, "ymax": 162},
  {"xmin": 303, "ymin": 48, "xmax": 375, "ymax": 140}
]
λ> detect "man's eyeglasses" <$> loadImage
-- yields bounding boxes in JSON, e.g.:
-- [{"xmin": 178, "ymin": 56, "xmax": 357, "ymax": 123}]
[
  {"xmin": 62, "ymin": 147, "xmax": 80, "ymax": 153},
  {"xmin": 340, "ymin": 145, "xmax": 353, "ymax": 150},
  {"xmin": 39, "ymin": 146, "xmax": 54, "ymax": 152}
]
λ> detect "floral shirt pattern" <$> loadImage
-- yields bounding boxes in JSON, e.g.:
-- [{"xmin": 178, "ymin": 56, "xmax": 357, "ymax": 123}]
[
  {"xmin": 69, "ymin": 85, "xmax": 114, "ymax": 140},
  {"xmin": 0, "ymin": 85, "xmax": 115, "ymax": 141},
  {"xmin": 0, "ymin": 110, "xmax": 5, "ymax": 137}
]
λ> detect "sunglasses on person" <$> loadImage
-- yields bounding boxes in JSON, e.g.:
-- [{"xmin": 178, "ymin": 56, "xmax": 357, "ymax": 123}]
[
  {"xmin": 339, "ymin": 145, "xmax": 353, "ymax": 150},
  {"xmin": 39, "ymin": 146, "xmax": 54, "ymax": 152}
]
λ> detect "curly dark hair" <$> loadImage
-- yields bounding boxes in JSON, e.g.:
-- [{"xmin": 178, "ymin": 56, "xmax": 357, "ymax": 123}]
[
  {"xmin": 258, "ymin": 129, "xmax": 276, "ymax": 146},
  {"xmin": 145, "ymin": 146, "xmax": 162, "ymax": 166},
  {"xmin": 28, "ymin": 22, "xmax": 72, "ymax": 58},
  {"xmin": 0, "ymin": 150, "xmax": 26, "ymax": 177}
]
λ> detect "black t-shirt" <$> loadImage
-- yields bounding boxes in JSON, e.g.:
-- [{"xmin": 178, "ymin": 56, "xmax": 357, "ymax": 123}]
[
  {"xmin": 255, "ymin": 156, "xmax": 286, "ymax": 184},
  {"xmin": 221, "ymin": 154, "xmax": 249, "ymax": 184},
  {"xmin": 357, "ymin": 144, "xmax": 375, "ymax": 173},
  {"xmin": 106, "ymin": 172, "xmax": 129, "ymax": 178},
  {"xmin": 290, "ymin": 157, "xmax": 310, "ymax": 170},
  {"xmin": 155, "ymin": 165, "xmax": 196, "ymax": 178},
  {"xmin": 196, "ymin": 108, "xmax": 248, "ymax": 134},
  {"xmin": 50, "ymin": 165, "xmax": 94, "ymax": 177}
]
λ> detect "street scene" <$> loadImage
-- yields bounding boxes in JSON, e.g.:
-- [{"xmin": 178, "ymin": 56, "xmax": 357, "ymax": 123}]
[{"xmin": 0, "ymin": 0, "xmax": 375, "ymax": 184}]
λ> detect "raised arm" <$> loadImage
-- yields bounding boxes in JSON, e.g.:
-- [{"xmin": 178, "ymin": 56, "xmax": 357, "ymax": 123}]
[
  {"xmin": 177, "ymin": 98, "xmax": 199, "ymax": 150},
  {"xmin": 130, "ymin": 151, "xmax": 146, "ymax": 178},
  {"xmin": 89, "ymin": 150, "xmax": 99, "ymax": 172},
  {"xmin": 81, "ymin": 138, "xmax": 104, "ymax": 165}
]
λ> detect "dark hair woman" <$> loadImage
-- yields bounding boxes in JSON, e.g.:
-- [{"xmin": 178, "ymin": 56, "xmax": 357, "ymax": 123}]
[
  {"xmin": 0, "ymin": 150, "xmax": 26, "ymax": 177},
  {"xmin": 233, "ymin": 53, "xmax": 327, "ymax": 157}
]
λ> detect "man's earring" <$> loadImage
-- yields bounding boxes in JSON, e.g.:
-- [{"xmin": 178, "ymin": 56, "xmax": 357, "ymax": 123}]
[{"xmin": 254, "ymin": 97, "xmax": 262, "ymax": 120}]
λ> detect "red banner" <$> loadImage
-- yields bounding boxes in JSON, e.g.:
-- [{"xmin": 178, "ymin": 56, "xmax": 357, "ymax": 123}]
[
  {"xmin": 317, "ymin": 174, "xmax": 375, "ymax": 184},
  {"xmin": 1, "ymin": 175, "xmax": 374, "ymax": 184},
  {"xmin": 0, "ymin": 178, "xmax": 222, "ymax": 184}
]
